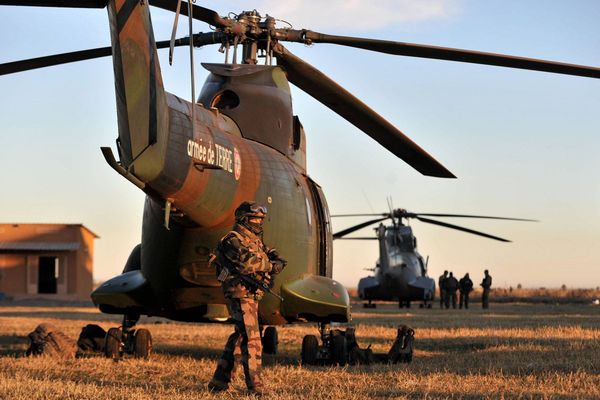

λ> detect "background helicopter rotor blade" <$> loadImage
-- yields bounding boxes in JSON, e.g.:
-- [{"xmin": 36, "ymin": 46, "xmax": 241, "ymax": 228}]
[
  {"xmin": 0, "ymin": 33, "xmax": 222, "ymax": 76},
  {"xmin": 414, "ymin": 216, "xmax": 511, "ymax": 242},
  {"xmin": 286, "ymin": 31, "xmax": 600, "ymax": 79},
  {"xmin": 0, "ymin": 0, "xmax": 107, "ymax": 7},
  {"xmin": 331, "ymin": 213, "xmax": 389, "ymax": 217},
  {"xmin": 336, "ymin": 237, "xmax": 378, "ymax": 240},
  {"xmin": 333, "ymin": 217, "xmax": 390, "ymax": 239},
  {"xmin": 401, "ymin": 212, "xmax": 537, "ymax": 222},
  {"xmin": 272, "ymin": 44, "xmax": 455, "ymax": 179}
]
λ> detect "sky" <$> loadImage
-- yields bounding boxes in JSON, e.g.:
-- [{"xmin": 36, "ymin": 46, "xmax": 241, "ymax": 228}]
[{"xmin": 1, "ymin": 0, "xmax": 599, "ymax": 289}]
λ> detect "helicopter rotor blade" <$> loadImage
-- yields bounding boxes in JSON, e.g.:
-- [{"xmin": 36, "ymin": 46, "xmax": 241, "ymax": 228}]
[
  {"xmin": 0, "ymin": 0, "xmax": 230, "ymax": 29},
  {"xmin": 0, "ymin": 33, "xmax": 222, "ymax": 76},
  {"xmin": 149, "ymin": 0, "xmax": 229, "ymax": 29},
  {"xmin": 0, "ymin": 0, "xmax": 107, "ymax": 7},
  {"xmin": 282, "ymin": 30, "xmax": 600, "ymax": 79},
  {"xmin": 333, "ymin": 217, "xmax": 390, "ymax": 240},
  {"xmin": 272, "ymin": 44, "xmax": 455, "ymax": 178},
  {"xmin": 414, "ymin": 216, "xmax": 511, "ymax": 242}
]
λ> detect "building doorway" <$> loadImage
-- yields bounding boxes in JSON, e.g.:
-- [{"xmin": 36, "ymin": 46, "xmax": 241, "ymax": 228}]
[{"xmin": 38, "ymin": 256, "xmax": 58, "ymax": 294}]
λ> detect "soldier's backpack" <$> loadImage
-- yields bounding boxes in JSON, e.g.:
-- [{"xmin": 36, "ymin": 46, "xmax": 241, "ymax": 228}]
[
  {"xmin": 387, "ymin": 325, "xmax": 415, "ymax": 363},
  {"xmin": 25, "ymin": 323, "xmax": 77, "ymax": 358},
  {"xmin": 77, "ymin": 324, "xmax": 107, "ymax": 353}
]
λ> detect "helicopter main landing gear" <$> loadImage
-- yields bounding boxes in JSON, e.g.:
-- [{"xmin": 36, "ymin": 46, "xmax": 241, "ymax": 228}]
[
  {"xmin": 261, "ymin": 326, "xmax": 278, "ymax": 355},
  {"xmin": 104, "ymin": 314, "xmax": 152, "ymax": 360},
  {"xmin": 301, "ymin": 323, "xmax": 349, "ymax": 366},
  {"xmin": 363, "ymin": 299, "xmax": 377, "ymax": 308},
  {"xmin": 301, "ymin": 324, "xmax": 415, "ymax": 366},
  {"xmin": 398, "ymin": 300, "xmax": 411, "ymax": 308}
]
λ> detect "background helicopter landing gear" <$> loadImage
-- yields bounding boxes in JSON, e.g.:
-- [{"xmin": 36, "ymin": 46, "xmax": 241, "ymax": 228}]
[
  {"xmin": 261, "ymin": 326, "xmax": 278, "ymax": 355},
  {"xmin": 419, "ymin": 300, "xmax": 433, "ymax": 309},
  {"xmin": 301, "ymin": 323, "xmax": 348, "ymax": 366},
  {"xmin": 103, "ymin": 314, "xmax": 152, "ymax": 360},
  {"xmin": 398, "ymin": 300, "xmax": 411, "ymax": 309},
  {"xmin": 363, "ymin": 299, "xmax": 377, "ymax": 309}
]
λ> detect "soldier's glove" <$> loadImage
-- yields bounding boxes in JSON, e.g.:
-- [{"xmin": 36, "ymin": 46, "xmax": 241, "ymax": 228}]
[{"xmin": 268, "ymin": 249, "xmax": 287, "ymax": 274}]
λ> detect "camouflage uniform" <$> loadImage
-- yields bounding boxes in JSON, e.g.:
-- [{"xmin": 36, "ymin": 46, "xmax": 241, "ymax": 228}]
[{"xmin": 209, "ymin": 202, "xmax": 286, "ymax": 394}]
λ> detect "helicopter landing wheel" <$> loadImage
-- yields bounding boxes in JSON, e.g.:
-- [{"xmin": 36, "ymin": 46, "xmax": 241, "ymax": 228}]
[
  {"xmin": 301, "ymin": 334, "xmax": 319, "ymax": 365},
  {"xmin": 262, "ymin": 326, "xmax": 278, "ymax": 355},
  {"xmin": 331, "ymin": 333, "xmax": 348, "ymax": 366},
  {"xmin": 132, "ymin": 328, "xmax": 152, "ymax": 359},
  {"xmin": 104, "ymin": 327, "xmax": 123, "ymax": 360}
]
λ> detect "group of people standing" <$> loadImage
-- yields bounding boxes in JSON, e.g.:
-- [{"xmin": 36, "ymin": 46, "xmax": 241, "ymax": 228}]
[{"xmin": 438, "ymin": 270, "xmax": 492, "ymax": 309}]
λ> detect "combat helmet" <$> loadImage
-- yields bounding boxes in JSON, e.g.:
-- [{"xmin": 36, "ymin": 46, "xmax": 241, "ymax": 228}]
[{"xmin": 235, "ymin": 201, "xmax": 267, "ymax": 234}]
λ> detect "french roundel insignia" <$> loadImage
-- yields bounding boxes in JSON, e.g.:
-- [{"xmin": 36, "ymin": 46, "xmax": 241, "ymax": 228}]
[{"xmin": 234, "ymin": 147, "xmax": 242, "ymax": 181}]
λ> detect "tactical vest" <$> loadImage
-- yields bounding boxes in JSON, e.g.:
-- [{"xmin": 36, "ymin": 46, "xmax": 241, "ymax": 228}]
[{"xmin": 226, "ymin": 229, "xmax": 271, "ymax": 274}]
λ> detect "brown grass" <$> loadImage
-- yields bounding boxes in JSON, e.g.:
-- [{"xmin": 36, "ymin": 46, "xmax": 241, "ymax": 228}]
[{"xmin": 1, "ymin": 302, "xmax": 599, "ymax": 399}]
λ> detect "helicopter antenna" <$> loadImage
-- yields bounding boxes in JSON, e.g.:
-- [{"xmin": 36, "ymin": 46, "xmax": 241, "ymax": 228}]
[
  {"xmin": 168, "ymin": 0, "xmax": 182, "ymax": 65},
  {"xmin": 386, "ymin": 197, "xmax": 396, "ymax": 228},
  {"xmin": 187, "ymin": 0, "xmax": 197, "ymax": 141},
  {"xmin": 361, "ymin": 189, "xmax": 375, "ymax": 214}
]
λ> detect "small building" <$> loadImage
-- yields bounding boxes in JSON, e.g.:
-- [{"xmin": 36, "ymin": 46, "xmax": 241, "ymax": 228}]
[{"xmin": 0, "ymin": 223, "xmax": 98, "ymax": 301}]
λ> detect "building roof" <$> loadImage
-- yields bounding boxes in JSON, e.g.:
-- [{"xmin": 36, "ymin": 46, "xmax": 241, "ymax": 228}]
[
  {"xmin": 0, "ymin": 242, "xmax": 81, "ymax": 252},
  {"xmin": 0, "ymin": 223, "xmax": 99, "ymax": 238}
]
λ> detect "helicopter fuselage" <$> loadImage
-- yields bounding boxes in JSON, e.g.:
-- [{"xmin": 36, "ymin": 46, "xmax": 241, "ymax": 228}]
[
  {"xmin": 358, "ymin": 224, "xmax": 435, "ymax": 303},
  {"xmin": 91, "ymin": 0, "xmax": 350, "ymax": 325}
]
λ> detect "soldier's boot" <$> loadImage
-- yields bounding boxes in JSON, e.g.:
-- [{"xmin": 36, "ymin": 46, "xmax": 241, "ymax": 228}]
[
  {"xmin": 208, "ymin": 358, "xmax": 233, "ymax": 392},
  {"xmin": 208, "ymin": 334, "xmax": 239, "ymax": 392}
]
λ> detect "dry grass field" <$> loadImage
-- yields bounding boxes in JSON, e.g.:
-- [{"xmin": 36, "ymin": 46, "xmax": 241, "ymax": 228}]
[{"xmin": 1, "ymin": 299, "xmax": 599, "ymax": 399}]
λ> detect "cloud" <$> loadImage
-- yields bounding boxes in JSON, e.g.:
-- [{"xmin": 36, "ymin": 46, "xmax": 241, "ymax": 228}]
[{"xmin": 243, "ymin": 0, "xmax": 461, "ymax": 31}]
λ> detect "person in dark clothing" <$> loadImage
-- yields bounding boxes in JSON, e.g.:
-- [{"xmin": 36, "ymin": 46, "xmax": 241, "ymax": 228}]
[
  {"xmin": 444, "ymin": 272, "xmax": 459, "ymax": 309},
  {"xmin": 481, "ymin": 269, "xmax": 492, "ymax": 309},
  {"xmin": 458, "ymin": 273, "xmax": 474, "ymax": 309},
  {"xmin": 438, "ymin": 270, "xmax": 448, "ymax": 309}
]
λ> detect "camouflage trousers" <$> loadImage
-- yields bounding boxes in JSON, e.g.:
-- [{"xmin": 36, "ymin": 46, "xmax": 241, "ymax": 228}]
[{"xmin": 210, "ymin": 297, "xmax": 263, "ymax": 391}]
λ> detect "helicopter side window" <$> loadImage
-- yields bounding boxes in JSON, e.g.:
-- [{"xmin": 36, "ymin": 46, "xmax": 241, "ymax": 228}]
[
  {"xmin": 418, "ymin": 257, "xmax": 426, "ymax": 276},
  {"xmin": 211, "ymin": 90, "xmax": 240, "ymax": 110},
  {"xmin": 292, "ymin": 116, "xmax": 303, "ymax": 151}
]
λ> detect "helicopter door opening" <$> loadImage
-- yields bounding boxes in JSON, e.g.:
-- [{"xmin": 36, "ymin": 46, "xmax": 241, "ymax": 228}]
[
  {"xmin": 306, "ymin": 177, "xmax": 332, "ymax": 278},
  {"xmin": 38, "ymin": 256, "xmax": 58, "ymax": 294}
]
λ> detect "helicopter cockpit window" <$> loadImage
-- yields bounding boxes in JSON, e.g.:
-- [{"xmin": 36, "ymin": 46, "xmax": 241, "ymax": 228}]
[{"xmin": 211, "ymin": 90, "xmax": 240, "ymax": 110}]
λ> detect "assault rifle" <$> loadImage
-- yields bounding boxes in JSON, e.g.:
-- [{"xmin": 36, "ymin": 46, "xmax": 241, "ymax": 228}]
[{"xmin": 217, "ymin": 265, "xmax": 284, "ymax": 302}]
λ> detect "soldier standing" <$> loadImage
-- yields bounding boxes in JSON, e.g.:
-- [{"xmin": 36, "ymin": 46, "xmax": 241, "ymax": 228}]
[
  {"xmin": 481, "ymin": 269, "xmax": 492, "ymax": 309},
  {"xmin": 458, "ymin": 273, "xmax": 474, "ymax": 309},
  {"xmin": 438, "ymin": 270, "xmax": 448, "ymax": 309},
  {"xmin": 445, "ymin": 272, "xmax": 459, "ymax": 309},
  {"xmin": 208, "ymin": 201, "xmax": 287, "ymax": 395}
]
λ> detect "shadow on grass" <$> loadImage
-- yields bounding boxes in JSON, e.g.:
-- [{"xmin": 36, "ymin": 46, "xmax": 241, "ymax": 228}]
[{"xmin": 0, "ymin": 335, "xmax": 28, "ymax": 357}]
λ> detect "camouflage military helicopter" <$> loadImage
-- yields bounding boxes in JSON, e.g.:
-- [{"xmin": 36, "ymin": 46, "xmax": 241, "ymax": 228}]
[
  {"xmin": 2, "ymin": 0, "xmax": 598, "ymax": 361},
  {"xmin": 333, "ymin": 207, "xmax": 534, "ymax": 308}
]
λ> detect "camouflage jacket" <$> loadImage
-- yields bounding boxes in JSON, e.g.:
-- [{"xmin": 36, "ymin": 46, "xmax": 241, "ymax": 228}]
[{"xmin": 214, "ymin": 224, "xmax": 286, "ymax": 299}]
